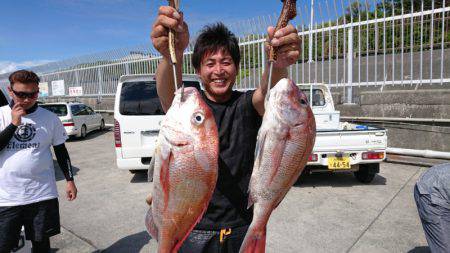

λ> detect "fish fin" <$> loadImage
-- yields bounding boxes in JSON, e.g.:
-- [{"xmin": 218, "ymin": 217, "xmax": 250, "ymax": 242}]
[
  {"xmin": 254, "ymin": 135, "xmax": 261, "ymax": 159},
  {"xmin": 254, "ymin": 130, "xmax": 267, "ymax": 172},
  {"xmin": 247, "ymin": 130, "xmax": 268, "ymax": 210},
  {"xmin": 247, "ymin": 197, "xmax": 254, "ymax": 209},
  {"xmin": 254, "ymin": 129, "xmax": 266, "ymax": 159},
  {"xmin": 148, "ymin": 156, "xmax": 156, "ymax": 182},
  {"xmin": 144, "ymin": 206, "xmax": 159, "ymax": 240},
  {"xmin": 239, "ymin": 223, "xmax": 267, "ymax": 253}
]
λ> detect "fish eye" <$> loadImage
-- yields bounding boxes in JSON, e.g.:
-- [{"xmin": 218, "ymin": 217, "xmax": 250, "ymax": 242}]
[
  {"xmin": 300, "ymin": 99, "xmax": 308, "ymax": 105},
  {"xmin": 192, "ymin": 112, "xmax": 205, "ymax": 125}
]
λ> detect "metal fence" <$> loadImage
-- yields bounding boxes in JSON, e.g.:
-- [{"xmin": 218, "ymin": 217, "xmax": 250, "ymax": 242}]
[{"xmin": 1, "ymin": 0, "xmax": 449, "ymax": 100}]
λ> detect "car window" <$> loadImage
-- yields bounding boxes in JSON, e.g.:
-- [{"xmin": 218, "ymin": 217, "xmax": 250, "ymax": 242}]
[
  {"xmin": 300, "ymin": 88, "xmax": 326, "ymax": 106},
  {"xmin": 183, "ymin": 81, "xmax": 201, "ymax": 91},
  {"xmin": 120, "ymin": 81, "xmax": 164, "ymax": 116},
  {"xmin": 40, "ymin": 104, "xmax": 68, "ymax": 116},
  {"xmin": 71, "ymin": 105, "xmax": 81, "ymax": 116},
  {"xmin": 86, "ymin": 107, "xmax": 94, "ymax": 115},
  {"xmin": 119, "ymin": 80, "xmax": 201, "ymax": 116},
  {"xmin": 78, "ymin": 105, "xmax": 89, "ymax": 116}
]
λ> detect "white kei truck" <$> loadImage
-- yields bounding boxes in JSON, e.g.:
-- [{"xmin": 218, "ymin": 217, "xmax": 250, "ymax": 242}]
[
  {"xmin": 114, "ymin": 75, "xmax": 387, "ymax": 183},
  {"xmin": 298, "ymin": 84, "xmax": 387, "ymax": 183}
]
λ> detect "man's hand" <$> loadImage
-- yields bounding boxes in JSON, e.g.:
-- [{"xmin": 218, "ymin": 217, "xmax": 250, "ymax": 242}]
[
  {"xmin": 151, "ymin": 6, "xmax": 189, "ymax": 61},
  {"xmin": 11, "ymin": 103, "xmax": 26, "ymax": 126},
  {"xmin": 66, "ymin": 181, "xmax": 77, "ymax": 201},
  {"xmin": 266, "ymin": 24, "xmax": 300, "ymax": 68},
  {"xmin": 253, "ymin": 24, "xmax": 300, "ymax": 116}
]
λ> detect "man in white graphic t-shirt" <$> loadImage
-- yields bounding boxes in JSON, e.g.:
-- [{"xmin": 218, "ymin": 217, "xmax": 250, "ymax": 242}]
[{"xmin": 0, "ymin": 70, "xmax": 78, "ymax": 253}]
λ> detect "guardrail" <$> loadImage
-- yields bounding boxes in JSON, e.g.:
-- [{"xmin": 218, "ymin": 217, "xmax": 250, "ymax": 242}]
[{"xmin": 341, "ymin": 116, "xmax": 450, "ymax": 123}]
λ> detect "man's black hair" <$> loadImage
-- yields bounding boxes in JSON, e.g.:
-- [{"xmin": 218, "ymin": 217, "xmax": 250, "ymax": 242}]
[{"xmin": 192, "ymin": 22, "xmax": 240, "ymax": 70}]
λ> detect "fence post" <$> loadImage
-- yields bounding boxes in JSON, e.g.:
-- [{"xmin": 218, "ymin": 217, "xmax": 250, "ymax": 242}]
[
  {"xmin": 261, "ymin": 42, "xmax": 265, "ymax": 73},
  {"xmin": 125, "ymin": 62, "xmax": 130, "ymax": 75},
  {"xmin": 309, "ymin": 0, "xmax": 315, "ymax": 63},
  {"xmin": 98, "ymin": 67, "xmax": 103, "ymax": 101},
  {"xmin": 346, "ymin": 27, "xmax": 353, "ymax": 104},
  {"xmin": 75, "ymin": 70, "xmax": 80, "ymax": 87}
]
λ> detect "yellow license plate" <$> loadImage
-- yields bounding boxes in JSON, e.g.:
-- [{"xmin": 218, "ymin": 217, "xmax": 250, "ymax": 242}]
[{"xmin": 328, "ymin": 156, "xmax": 351, "ymax": 170}]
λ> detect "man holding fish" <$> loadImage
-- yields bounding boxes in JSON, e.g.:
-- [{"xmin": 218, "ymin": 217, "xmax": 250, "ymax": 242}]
[{"xmin": 148, "ymin": 1, "xmax": 315, "ymax": 252}]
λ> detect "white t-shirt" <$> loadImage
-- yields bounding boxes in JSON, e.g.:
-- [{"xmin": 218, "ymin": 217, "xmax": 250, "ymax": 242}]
[{"xmin": 0, "ymin": 105, "xmax": 68, "ymax": 206}]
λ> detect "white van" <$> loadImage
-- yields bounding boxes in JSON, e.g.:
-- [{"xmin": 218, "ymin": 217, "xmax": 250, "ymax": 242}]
[{"xmin": 114, "ymin": 74, "xmax": 201, "ymax": 173}]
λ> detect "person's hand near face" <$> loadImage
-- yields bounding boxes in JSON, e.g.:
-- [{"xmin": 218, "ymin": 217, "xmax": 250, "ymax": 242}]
[{"xmin": 11, "ymin": 102, "xmax": 26, "ymax": 126}]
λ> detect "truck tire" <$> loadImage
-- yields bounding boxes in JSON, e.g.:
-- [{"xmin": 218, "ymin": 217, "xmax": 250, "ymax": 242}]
[{"xmin": 354, "ymin": 163, "xmax": 380, "ymax": 183}]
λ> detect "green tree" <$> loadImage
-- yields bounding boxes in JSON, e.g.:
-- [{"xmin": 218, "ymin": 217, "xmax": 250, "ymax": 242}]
[{"xmin": 378, "ymin": 0, "xmax": 446, "ymax": 15}]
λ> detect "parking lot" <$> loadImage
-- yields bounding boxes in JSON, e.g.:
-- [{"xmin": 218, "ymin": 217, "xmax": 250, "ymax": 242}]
[{"xmin": 46, "ymin": 129, "xmax": 430, "ymax": 253}]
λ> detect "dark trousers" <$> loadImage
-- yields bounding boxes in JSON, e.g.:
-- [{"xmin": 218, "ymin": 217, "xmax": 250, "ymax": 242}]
[
  {"xmin": 0, "ymin": 198, "xmax": 60, "ymax": 253},
  {"xmin": 179, "ymin": 225, "xmax": 249, "ymax": 253},
  {"xmin": 414, "ymin": 185, "xmax": 450, "ymax": 253}
]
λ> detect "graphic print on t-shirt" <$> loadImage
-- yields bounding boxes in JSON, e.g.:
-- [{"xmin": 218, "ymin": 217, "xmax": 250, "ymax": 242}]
[
  {"xmin": 14, "ymin": 123, "xmax": 37, "ymax": 142},
  {"xmin": 6, "ymin": 123, "xmax": 40, "ymax": 150}
]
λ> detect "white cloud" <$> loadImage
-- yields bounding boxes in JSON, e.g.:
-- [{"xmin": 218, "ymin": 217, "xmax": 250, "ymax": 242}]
[{"xmin": 0, "ymin": 60, "xmax": 54, "ymax": 75}]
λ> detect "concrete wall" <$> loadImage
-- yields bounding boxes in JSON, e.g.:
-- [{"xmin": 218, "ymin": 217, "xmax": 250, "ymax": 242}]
[
  {"xmin": 292, "ymin": 49, "xmax": 450, "ymax": 85},
  {"xmin": 335, "ymin": 85, "xmax": 450, "ymax": 152}
]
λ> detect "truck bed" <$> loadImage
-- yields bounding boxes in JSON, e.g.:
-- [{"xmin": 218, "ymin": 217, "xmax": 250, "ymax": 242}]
[{"xmin": 314, "ymin": 123, "xmax": 387, "ymax": 153}]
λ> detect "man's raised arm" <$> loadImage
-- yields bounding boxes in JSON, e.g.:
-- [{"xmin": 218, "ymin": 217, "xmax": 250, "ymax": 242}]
[
  {"xmin": 151, "ymin": 6, "xmax": 190, "ymax": 112},
  {"xmin": 253, "ymin": 25, "xmax": 300, "ymax": 116}
]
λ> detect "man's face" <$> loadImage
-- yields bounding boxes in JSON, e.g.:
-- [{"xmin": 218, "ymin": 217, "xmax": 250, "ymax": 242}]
[
  {"xmin": 197, "ymin": 49, "xmax": 237, "ymax": 102},
  {"xmin": 8, "ymin": 82, "xmax": 39, "ymax": 110}
]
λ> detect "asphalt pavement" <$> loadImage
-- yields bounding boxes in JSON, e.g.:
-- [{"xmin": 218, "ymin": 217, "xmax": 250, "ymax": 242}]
[{"xmin": 34, "ymin": 130, "xmax": 435, "ymax": 253}]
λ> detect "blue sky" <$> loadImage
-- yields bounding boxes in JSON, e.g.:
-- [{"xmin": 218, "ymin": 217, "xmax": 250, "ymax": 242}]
[{"xmin": 0, "ymin": 0, "xmax": 343, "ymax": 74}]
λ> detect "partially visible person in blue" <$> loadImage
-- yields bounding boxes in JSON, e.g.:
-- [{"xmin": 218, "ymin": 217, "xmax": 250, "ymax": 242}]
[{"xmin": 414, "ymin": 163, "xmax": 450, "ymax": 253}]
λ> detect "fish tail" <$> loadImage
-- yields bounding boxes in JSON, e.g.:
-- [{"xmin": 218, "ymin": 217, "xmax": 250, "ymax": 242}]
[
  {"xmin": 239, "ymin": 222, "xmax": 267, "ymax": 253},
  {"xmin": 157, "ymin": 237, "xmax": 178, "ymax": 253}
]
